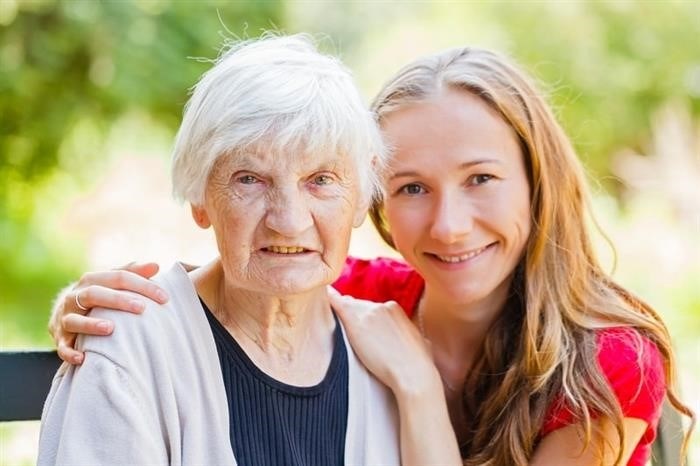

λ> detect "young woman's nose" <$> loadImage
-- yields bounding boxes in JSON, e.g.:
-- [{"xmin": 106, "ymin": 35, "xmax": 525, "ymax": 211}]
[
  {"xmin": 428, "ymin": 192, "xmax": 474, "ymax": 244},
  {"xmin": 264, "ymin": 186, "xmax": 314, "ymax": 237}
]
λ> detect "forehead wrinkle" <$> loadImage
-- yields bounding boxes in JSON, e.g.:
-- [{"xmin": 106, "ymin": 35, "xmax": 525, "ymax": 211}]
[
  {"xmin": 209, "ymin": 151, "xmax": 282, "ymax": 180},
  {"xmin": 286, "ymin": 148, "xmax": 353, "ymax": 170},
  {"xmin": 249, "ymin": 149, "xmax": 353, "ymax": 175}
]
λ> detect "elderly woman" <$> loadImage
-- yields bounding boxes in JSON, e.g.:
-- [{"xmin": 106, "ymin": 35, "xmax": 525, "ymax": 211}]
[{"xmin": 38, "ymin": 34, "xmax": 403, "ymax": 465}]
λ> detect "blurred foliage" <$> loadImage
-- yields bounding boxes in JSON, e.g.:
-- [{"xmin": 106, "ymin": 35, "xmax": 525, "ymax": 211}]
[
  {"xmin": 0, "ymin": 0, "xmax": 696, "ymax": 344},
  {"xmin": 0, "ymin": 0, "xmax": 699, "ymax": 462},
  {"xmin": 1, "ymin": 0, "xmax": 281, "ymax": 215},
  {"xmin": 499, "ymin": 1, "xmax": 700, "ymax": 180},
  {"xmin": 0, "ymin": 0, "xmax": 283, "ymax": 346},
  {"xmin": 318, "ymin": 1, "xmax": 700, "ymax": 181}
]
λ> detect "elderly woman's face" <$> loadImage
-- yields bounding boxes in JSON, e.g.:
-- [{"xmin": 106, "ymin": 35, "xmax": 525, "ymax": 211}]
[{"xmin": 192, "ymin": 148, "xmax": 364, "ymax": 296}]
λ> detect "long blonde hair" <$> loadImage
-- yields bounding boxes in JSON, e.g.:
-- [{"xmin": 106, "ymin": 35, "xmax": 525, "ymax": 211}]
[{"xmin": 369, "ymin": 47, "xmax": 694, "ymax": 465}]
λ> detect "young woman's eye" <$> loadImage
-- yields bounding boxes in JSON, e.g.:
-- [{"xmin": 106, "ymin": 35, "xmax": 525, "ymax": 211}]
[
  {"xmin": 312, "ymin": 174, "xmax": 334, "ymax": 186},
  {"xmin": 399, "ymin": 183, "xmax": 425, "ymax": 195},
  {"xmin": 469, "ymin": 174, "xmax": 494, "ymax": 186}
]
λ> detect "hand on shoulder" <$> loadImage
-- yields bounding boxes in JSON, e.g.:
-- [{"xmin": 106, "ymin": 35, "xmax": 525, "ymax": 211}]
[
  {"xmin": 49, "ymin": 262, "xmax": 169, "ymax": 364},
  {"xmin": 328, "ymin": 287, "xmax": 442, "ymax": 399}
]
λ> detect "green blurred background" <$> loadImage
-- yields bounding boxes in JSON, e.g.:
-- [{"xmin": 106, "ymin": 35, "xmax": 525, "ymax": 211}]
[{"xmin": 1, "ymin": 0, "xmax": 699, "ymax": 464}]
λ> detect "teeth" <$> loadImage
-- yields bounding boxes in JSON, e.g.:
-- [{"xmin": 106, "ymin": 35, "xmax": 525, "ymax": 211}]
[
  {"xmin": 267, "ymin": 246, "xmax": 306, "ymax": 254},
  {"xmin": 435, "ymin": 245, "xmax": 488, "ymax": 263}
]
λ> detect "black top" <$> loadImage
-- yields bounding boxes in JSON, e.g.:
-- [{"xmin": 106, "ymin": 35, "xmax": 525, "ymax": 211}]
[{"xmin": 201, "ymin": 299, "xmax": 349, "ymax": 466}]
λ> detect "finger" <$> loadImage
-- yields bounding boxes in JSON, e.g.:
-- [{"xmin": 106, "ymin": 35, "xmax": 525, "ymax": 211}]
[
  {"xmin": 329, "ymin": 298, "xmax": 360, "ymax": 330},
  {"xmin": 327, "ymin": 286, "xmax": 342, "ymax": 305},
  {"xmin": 120, "ymin": 262, "xmax": 160, "ymax": 279},
  {"xmin": 73, "ymin": 285, "xmax": 151, "ymax": 314},
  {"xmin": 63, "ymin": 290, "xmax": 89, "ymax": 317},
  {"xmin": 77, "ymin": 271, "xmax": 168, "ymax": 304},
  {"xmin": 57, "ymin": 340, "xmax": 84, "ymax": 365},
  {"xmin": 63, "ymin": 313, "xmax": 114, "ymax": 336},
  {"xmin": 327, "ymin": 287, "xmax": 353, "ymax": 315}
]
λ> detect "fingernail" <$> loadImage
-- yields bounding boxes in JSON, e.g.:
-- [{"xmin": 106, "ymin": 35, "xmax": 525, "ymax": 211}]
[
  {"xmin": 73, "ymin": 354, "xmax": 83, "ymax": 364},
  {"xmin": 97, "ymin": 321, "xmax": 113, "ymax": 333},
  {"xmin": 130, "ymin": 300, "xmax": 145, "ymax": 312},
  {"xmin": 155, "ymin": 290, "xmax": 168, "ymax": 302}
]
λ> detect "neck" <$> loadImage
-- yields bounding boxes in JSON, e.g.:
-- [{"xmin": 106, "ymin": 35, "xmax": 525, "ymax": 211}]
[
  {"xmin": 417, "ymin": 279, "xmax": 512, "ymax": 386},
  {"xmin": 417, "ymin": 278, "xmax": 515, "ymax": 446},
  {"xmin": 192, "ymin": 259, "xmax": 336, "ymax": 384}
]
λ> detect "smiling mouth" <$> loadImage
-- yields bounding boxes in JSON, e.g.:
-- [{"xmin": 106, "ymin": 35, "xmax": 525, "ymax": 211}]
[
  {"xmin": 263, "ymin": 246, "xmax": 309, "ymax": 254},
  {"xmin": 430, "ymin": 243, "xmax": 494, "ymax": 263}
]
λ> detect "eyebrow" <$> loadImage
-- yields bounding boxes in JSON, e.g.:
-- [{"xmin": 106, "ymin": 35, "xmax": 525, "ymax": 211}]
[
  {"xmin": 220, "ymin": 153, "xmax": 344, "ymax": 174},
  {"xmin": 389, "ymin": 158, "xmax": 501, "ymax": 180}
]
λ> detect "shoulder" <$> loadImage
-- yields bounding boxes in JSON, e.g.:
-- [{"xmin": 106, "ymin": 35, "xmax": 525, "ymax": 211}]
[
  {"xmin": 596, "ymin": 327, "xmax": 665, "ymax": 387},
  {"xmin": 541, "ymin": 327, "xmax": 666, "ymax": 438},
  {"xmin": 333, "ymin": 256, "xmax": 424, "ymax": 316},
  {"xmin": 334, "ymin": 256, "xmax": 417, "ymax": 290},
  {"xmin": 77, "ymin": 263, "xmax": 205, "ymax": 367},
  {"xmin": 595, "ymin": 327, "xmax": 666, "ymax": 419},
  {"xmin": 543, "ymin": 327, "xmax": 666, "ymax": 435},
  {"xmin": 339, "ymin": 319, "xmax": 401, "ymax": 456},
  {"xmin": 337, "ymin": 256, "xmax": 415, "ymax": 276}
]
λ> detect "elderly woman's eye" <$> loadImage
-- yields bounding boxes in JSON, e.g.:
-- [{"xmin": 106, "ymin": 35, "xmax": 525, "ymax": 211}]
[
  {"xmin": 236, "ymin": 175, "xmax": 260, "ymax": 185},
  {"xmin": 312, "ymin": 174, "xmax": 334, "ymax": 186}
]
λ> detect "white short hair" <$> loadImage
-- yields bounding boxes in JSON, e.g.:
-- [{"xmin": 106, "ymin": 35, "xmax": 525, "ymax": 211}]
[{"xmin": 171, "ymin": 33, "xmax": 386, "ymax": 205}]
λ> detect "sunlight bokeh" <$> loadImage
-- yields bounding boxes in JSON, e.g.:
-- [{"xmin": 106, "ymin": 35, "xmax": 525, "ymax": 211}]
[{"xmin": 1, "ymin": 1, "xmax": 698, "ymax": 464}]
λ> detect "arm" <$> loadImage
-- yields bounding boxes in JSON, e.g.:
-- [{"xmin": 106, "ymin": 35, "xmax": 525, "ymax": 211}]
[
  {"xmin": 531, "ymin": 417, "xmax": 647, "ymax": 466},
  {"xmin": 394, "ymin": 380, "xmax": 461, "ymax": 466},
  {"xmin": 328, "ymin": 288, "xmax": 461, "ymax": 466},
  {"xmin": 49, "ymin": 262, "xmax": 169, "ymax": 363},
  {"xmin": 532, "ymin": 329, "xmax": 665, "ymax": 465},
  {"xmin": 331, "ymin": 289, "xmax": 655, "ymax": 466},
  {"xmin": 38, "ymin": 351, "xmax": 168, "ymax": 465}
]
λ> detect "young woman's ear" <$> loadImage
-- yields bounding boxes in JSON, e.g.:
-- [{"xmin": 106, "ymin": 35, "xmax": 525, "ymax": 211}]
[{"xmin": 190, "ymin": 204, "xmax": 211, "ymax": 229}]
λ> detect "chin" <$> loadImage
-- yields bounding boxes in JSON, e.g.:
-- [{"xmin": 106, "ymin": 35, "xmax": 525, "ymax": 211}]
[
  {"xmin": 439, "ymin": 281, "xmax": 492, "ymax": 305},
  {"xmin": 264, "ymin": 275, "xmax": 327, "ymax": 297}
]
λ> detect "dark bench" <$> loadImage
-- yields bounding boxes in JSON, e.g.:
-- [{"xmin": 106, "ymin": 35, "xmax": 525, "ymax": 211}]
[
  {"xmin": 0, "ymin": 350, "xmax": 686, "ymax": 465},
  {"xmin": 0, "ymin": 350, "xmax": 62, "ymax": 421}
]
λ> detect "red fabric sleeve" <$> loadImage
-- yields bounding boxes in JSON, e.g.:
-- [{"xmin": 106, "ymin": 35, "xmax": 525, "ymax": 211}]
[
  {"xmin": 597, "ymin": 328, "xmax": 666, "ymax": 424},
  {"xmin": 332, "ymin": 257, "xmax": 424, "ymax": 317},
  {"xmin": 541, "ymin": 328, "xmax": 666, "ymax": 465}
]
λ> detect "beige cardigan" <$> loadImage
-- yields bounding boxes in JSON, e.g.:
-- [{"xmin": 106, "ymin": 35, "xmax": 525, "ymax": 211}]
[{"xmin": 38, "ymin": 263, "xmax": 400, "ymax": 466}]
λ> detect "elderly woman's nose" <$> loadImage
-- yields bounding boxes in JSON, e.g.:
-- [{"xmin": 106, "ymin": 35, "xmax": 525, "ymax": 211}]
[{"xmin": 264, "ymin": 187, "xmax": 314, "ymax": 236}]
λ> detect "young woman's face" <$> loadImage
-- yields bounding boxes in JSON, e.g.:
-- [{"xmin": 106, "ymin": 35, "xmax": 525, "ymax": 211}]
[{"xmin": 381, "ymin": 88, "xmax": 531, "ymax": 307}]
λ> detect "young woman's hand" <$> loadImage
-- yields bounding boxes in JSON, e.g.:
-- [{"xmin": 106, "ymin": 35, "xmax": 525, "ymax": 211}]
[
  {"xmin": 328, "ymin": 287, "xmax": 461, "ymax": 466},
  {"xmin": 49, "ymin": 262, "xmax": 168, "ymax": 364},
  {"xmin": 327, "ymin": 287, "xmax": 441, "ymax": 398}
]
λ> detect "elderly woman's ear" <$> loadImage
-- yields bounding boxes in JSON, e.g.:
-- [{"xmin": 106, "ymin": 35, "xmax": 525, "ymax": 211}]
[
  {"xmin": 353, "ymin": 202, "xmax": 369, "ymax": 228},
  {"xmin": 191, "ymin": 204, "xmax": 211, "ymax": 229},
  {"xmin": 353, "ymin": 184, "xmax": 376, "ymax": 228},
  {"xmin": 353, "ymin": 155, "xmax": 383, "ymax": 228}
]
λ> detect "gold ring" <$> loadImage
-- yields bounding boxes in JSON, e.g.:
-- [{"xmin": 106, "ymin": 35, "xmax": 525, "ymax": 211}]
[{"xmin": 75, "ymin": 292, "xmax": 89, "ymax": 312}]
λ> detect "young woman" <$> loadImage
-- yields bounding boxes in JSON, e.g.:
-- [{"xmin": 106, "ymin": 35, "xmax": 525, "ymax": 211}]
[{"xmin": 49, "ymin": 46, "xmax": 693, "ymax": 465}]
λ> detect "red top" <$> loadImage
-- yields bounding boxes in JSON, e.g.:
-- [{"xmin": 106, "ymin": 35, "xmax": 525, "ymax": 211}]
[{"xmin": 333, "ymin": 257, "xmax": 666, "ymax": 466}]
